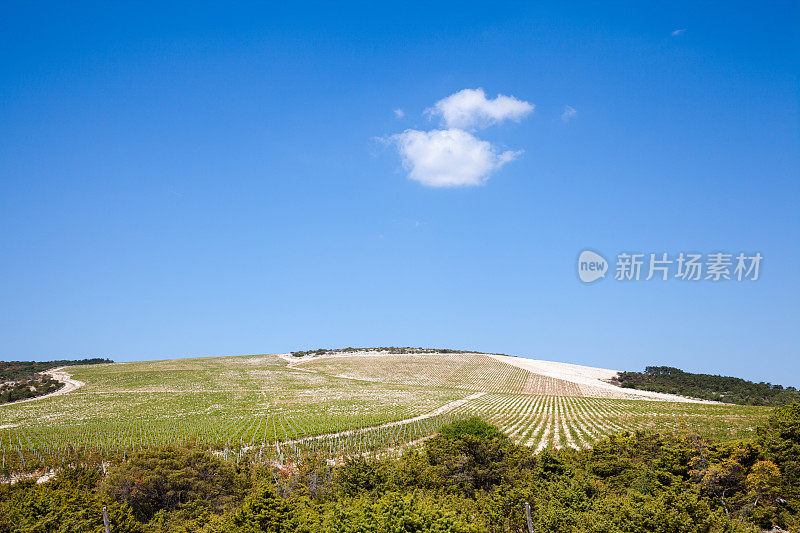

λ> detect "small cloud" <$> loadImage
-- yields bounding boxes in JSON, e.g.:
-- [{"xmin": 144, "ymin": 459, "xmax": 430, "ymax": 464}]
[
  {"xmin": 390, "ymin": 128, "xmax": 521, "ymax": 187},
  {"xmin": 387, "ymin": 89, "xmax": 531, "ymax": 188},
  {"xmin": 671, "ymin": 29, "xmax": 686, "ymax": 37},
  {"xmin": 427, "ymin": 88, "xmax": 534, "ymax": 130},
  {"xmin": 561, "ymin": 105, "xmax": 577, "ymax": 122},
  {"xmin": 393, "ymin": 108, "xmax": 405, "ymax": 118}
]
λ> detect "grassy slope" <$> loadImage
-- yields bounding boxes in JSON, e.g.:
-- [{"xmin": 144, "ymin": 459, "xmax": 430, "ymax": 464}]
[
  {"xmin": 0, "ymin": 355, "xmax": 462, "ymax": 462},
  {"xmin": 294, "ymin": 353, "xmax": 539, "ymax": 393},
  {"xmin": 295, "ymin": 353, "xmax": 768, "ymax": 445},
  {"xmin": 0, "ymin": 352, "xmax": 770, "ymax": 473}
]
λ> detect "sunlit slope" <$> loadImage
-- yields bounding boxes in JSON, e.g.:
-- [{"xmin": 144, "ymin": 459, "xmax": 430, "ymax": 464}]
[
  {"xmin": 292, "ymin": 352, "xmax": 639, "ymax": 398},
  {"xmin": 6, "ymin": 355, "xmax": 463, "ymax": 428},
  {"xmin": 448, "ymin": 393, "xmax": 765, "ymax": 451},
  {"xmin": 0, "ymin": 354, "xmax": 464, "ymax": 472},
  {"xmin": 293, "ymin": 352, "xmax": 541, "ymax": 393},
  {"xmin": 0, "ymin": 352, "xmax": 771, "ymax": 475}
]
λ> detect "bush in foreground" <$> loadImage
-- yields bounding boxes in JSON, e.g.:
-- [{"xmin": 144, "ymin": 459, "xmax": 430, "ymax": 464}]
[{"xmin": 1, "ymin": 406, "xmax": 799, "ymax": 532}]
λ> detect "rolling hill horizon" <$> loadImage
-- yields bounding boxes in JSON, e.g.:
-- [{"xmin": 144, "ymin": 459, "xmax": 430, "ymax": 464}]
[{"xmin": 1, "ymin": 347, "xmax": 768, "ymax": 477}]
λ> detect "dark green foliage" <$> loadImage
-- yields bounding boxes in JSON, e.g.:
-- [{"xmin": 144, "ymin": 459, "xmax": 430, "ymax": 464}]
[
  {"xmin": 0, "ymin": 377, "xmax": 61, "ymax": 404},
  {"xmin": 290, "ymin": 347, "xmax": 498, "ymax": 357},
  {"xmin": 438, "ymin": 417, "xmax": 507, "ymax": 441},
  {"xmin": 0, "ymin": 359, "xmax": 111, "ymax": 382},
  {"xmin": 320, "ymin": 491, "xmax": 478, "ymax": 533},
  {"xmin": 616, "ymin": 366, "xmax": 800, "ymax": 405},
  {"xmin": 335, "ymin": 455, "xmax": 389, "ymax": 496},
  {"xmin": 101, "ymin": 446, "xmax": 249, "ymax": 522},
  {"xmin": 756, "ymin": 402, "xmax": 800, "ymax": 529},
  {"xmin": 424, "ymin": 418, "xmax": 526, "ymax": 497},
  {"xmin": 3, "ymin": 407, "xmax": 799, "ymax": 532},
  {"xmin": 0, "ymin": 467, "xmax": 141, "ymax": 532},
  {"xmin": 204, "ymin": 485, "xmax": 298, "ymax": 533},
  {"xmin": 0, "ymin": 359, "xmax": 112, "ymax": 404}
]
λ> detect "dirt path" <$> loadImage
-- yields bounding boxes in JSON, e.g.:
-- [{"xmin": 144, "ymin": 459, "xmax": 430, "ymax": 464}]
[
  {"xmin": 262, "ymin": 391, "xmax": 486, "ymax": 450},
  {"xmin": 0, "ymin": 367, "xmax": 85, "ymax": 407}
]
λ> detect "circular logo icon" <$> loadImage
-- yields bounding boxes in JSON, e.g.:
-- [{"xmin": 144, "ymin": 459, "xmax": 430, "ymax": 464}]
[{"xmin": 578, "ymin": 250, "xmax": 608, "ymax": 283}]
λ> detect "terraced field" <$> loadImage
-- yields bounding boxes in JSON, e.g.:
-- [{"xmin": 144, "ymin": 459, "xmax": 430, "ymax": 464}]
[{"xmin": 0, "ymin": 351, "xmax": 770, "ymax": 475}]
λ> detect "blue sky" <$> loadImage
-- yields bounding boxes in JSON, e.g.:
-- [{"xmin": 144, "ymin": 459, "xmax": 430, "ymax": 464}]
[{"xmin": 1, "ymin": 1, "xmax": 798, "ymax": 384}]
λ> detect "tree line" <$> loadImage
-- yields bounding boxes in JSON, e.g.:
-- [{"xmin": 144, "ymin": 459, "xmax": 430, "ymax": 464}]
[
  {"xmin": 289, "ymin": 347, "xmax": 500, "ymax": 357},
  {"xmin": 0, "ymin": 359, "xmax": 112, "ymax": 382},
  {"xmin": 615, "ymin": 366, "xmax": 800, "ymax": 405}
]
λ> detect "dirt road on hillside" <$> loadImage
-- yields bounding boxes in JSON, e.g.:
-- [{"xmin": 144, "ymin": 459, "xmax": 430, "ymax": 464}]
[{"xmin": 0, "ymin": 367, "xmax": 85, "ymax": 407}]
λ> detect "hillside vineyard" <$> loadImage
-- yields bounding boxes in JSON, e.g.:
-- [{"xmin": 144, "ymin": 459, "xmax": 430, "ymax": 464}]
[{"xmin": 0, "ymin": 351, "xmax": 767, "ymax": 474}]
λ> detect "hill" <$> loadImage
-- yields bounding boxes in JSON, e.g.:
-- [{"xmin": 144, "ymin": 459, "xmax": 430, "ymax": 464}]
[{"xmin": 0, "ymin": 349, "xmax": 768, "ymax": 475}]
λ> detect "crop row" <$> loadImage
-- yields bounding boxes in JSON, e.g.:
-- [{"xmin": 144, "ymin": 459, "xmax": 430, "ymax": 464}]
[
  {"xmin": 450, "ymin": 393, "xmax": 766, "ymax": 450},
  {"xmin": 1, "ymin": 391, "xmax": 766, "ymax": 475},
  {"xmin": 0, "ymin": 410, "xmax": 463, "ymax": 475},
  {"xmin": 297, "ymin": 353, "xmax": 590, "ymax": 396}
]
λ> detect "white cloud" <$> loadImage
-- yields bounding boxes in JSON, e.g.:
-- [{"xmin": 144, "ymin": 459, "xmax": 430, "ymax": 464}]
[
  {"xmin": 427, "ymin": 88, "xmax": 534, "ymax": 130},
  {"xmin": 561, "ymin": 105, "xmax": 577, "ymax": 122},
  {"xmin": 671, "ymin": 29, "xmax": 686, "ymax": 37},
  {"xmin": 387, "ymin": 89, "xmax": 531, "ymax": 187},
  {"xmin": 391, "ymin": 128, "xmax": 521, "ymax": 187}
]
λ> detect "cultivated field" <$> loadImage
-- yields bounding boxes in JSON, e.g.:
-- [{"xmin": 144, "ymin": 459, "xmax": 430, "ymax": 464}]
[{"xmin": 0, "ymin": 351, "xmax": 769, "ymax": 474}]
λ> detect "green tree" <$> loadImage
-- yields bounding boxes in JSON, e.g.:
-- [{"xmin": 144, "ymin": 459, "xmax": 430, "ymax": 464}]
[
  {"xmin": 0, "ymin": 467, "xmax": 141, "ymax": 533},
  {"xmin": 742, "ymin": 460, "xmax": 781, "ymax": 516},
  {"xmin": 101, "ymin": 447, "xmax": 247, "ymax": 523},
  {"xmin": 204, "ymin": 485, "xmax": 298, "ymax": 533},
  {"xmin": 757, "ymin": 402, "xmax": 800, "ymax": 502}
]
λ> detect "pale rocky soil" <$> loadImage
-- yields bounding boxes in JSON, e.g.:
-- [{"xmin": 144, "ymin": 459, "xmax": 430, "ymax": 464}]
[
  {"xmin": 43, "ymin": 367, "xmax": 85, "ymax": 396},
  {"xmin": 486, "ymin": 354, "xmax": 716, "ymax": 403},
  {"xmin": 283, "ymin": 350, "xmax": 716, "ymax": 404}
]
